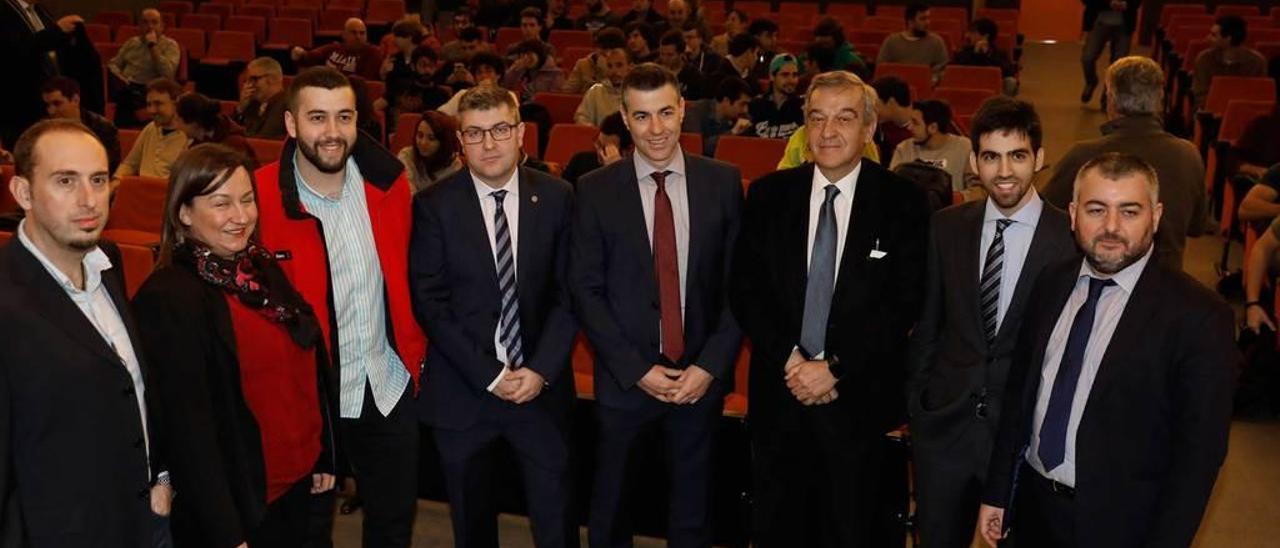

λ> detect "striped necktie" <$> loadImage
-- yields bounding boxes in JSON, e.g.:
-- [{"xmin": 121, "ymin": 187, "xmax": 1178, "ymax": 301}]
[
  {"xmin": 979, "ymin": 219, "xmax": 1013, "ymax": 345},
  {"xmin": 491, "ymin": 190, "xmax": 524, "ymax": 368}
]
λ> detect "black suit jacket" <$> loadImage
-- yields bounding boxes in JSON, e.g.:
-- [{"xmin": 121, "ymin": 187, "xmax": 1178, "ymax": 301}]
[
  {"xmin": 0, "ymin": 0, "xmax": 64, "ymax": 145},
  {"xmin": 570, "ymin": 153, "xmax": 744, "ymax": 410},
  {"xmin": 983, "ymin": 256, "xmax": 1236, "ymax": 547},
  {"xmin": 730, "ymin": 162, "xmax": 930, "ymax": 437},
  {"xmin": 0, "ymin": 240, "xmax": 157, "ymax": 547},
  {"xmin": 132, "ymin": 260, "xmax": 337, "ymax": 548},
  {"xmin": 907, "ymin": 199, "xmax": 1076, "ymax": 447},
  {"xmin": 411, "ymin": 167, "xmax": 578, "ymax": 430}
]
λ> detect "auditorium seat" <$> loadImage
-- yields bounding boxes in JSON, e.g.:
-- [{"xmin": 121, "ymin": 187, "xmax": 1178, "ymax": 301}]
[
  {"xmin": 104, "ymin": 176, "xmax": 169, "ymax": 243},
  {"xmin": 326, "ymin": 0, "xmax": 364, "ymax": 10},
  {"xmin": 237, "ymin": 4, "xmax": 275, "ymax": 19},
  {"xmin": 929, "ymin": 87, "xmax": 995, "ymax": 117},
  {"xmin": 875, "ymin": 5, "xmax": 905, "ymax": 19},
  {"xmin": 119, "ymin": 129, "xmax": 141, "ymax": 158},
  {"xmin": 495, "ymin": 27, "xmax": 524, "ymax": 54},
  {"xmin": 1195, "ymin": 76, "xmax": 1276, "ymax": 150},
  {"xmin": 549, "ymin": 30, "xmax": 594, "ymax": 50},
  {"xmin": 680, "ymin": 133, "xmax": 704, "ymax": 156},
  {"xmin": 559, "ymin": 47, "xmax": 593, "ymax": 74},
  {"xmin": 544, "ymin": 124, "xmax": 598, "ymax": 167},
  {"xmin": 939, "ymin": 66, "xmax": 1004, "ymax": 96},
  {"xmin": 824, "ymin": 3, "xmax": 866, "ymax": 26},
  {"xmin": 116, "ymin": 243, "xmax": 156, "ymax": 298},
  {"xmin": 532, "ymin": 92, "xmax": 585, "ymax": 126},
  {"xmin": 0, "ymin": 232, "xmax": 11, "ymax": 246},
  {"xmin": 94, "ymin": 10, "xmax": 134, "ymax": 29},
  {"xmin": 863, "ymin": 16, "xmax": 901, "ymax": 31},
  {"xmin": 167, "ymin": 27, "xmax": 207, "ymax": 60},
  {"xmin": 249, "ymin": 0, "xmax": 285, "ymax": 7},
  {"xmin": 316, "ymin": 8, "xmax": 362, "ymax": 41},
  {"xmin": 930, "ymin": 6, "xmax": 968, "ymax": 24},
  {"xmin": 850, "ymin": 29, "xmax": 893, "ymax": 47},
  {"xmin": 224, "ymin": 15, "xmax": 267, "ymax": 44},
  {"xmin": 265, "ymin": 18, "xmax": 313, "ymax": 51},
  {"xmin": 366, "ymin": 0, "xmax": 407, "ymax": 26},
  {"xmin": 0, "ymin": 165, "xmax": 17, "ymax": 215},
  {"xmin": 389, "ymin": 113, "xmax": 420, "ymax": 154},
  {"xmin": 1215, "ymin": 4, "xmax": 1261, "ymax": 17},
  {"xmin": 875, "ymin": 63, "xmax": 934, "ymax": 96},
  {"xmin": 246, "ymin": 138, "xmax": 285, "ymax": 167},
  {"xmin": 85, "ymin": 23, "xmax": 112, "ymax": 43},
  {"xmin": 714, "ymin": 136, "xmax": 786, "ymax": 186},
  {"xmin": 278, "ymin": 6, "xmax": 319, "ymax": 24},
  {"xmin": 158, "ymin": 1, "xmax": 194, "ymax": 17},
  {"xmin": 181, "ymin": 13, "xmax": 223, "ymax": 35},
  {"xmin": 1210, "ymin": 100, "xmax": 1274, "ymax": 240},
  {"xmin": 202, "ymin": 30, "xmax": 257, "ymax": 65}
]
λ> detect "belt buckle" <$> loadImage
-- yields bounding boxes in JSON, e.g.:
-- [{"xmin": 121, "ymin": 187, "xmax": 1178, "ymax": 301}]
[{"xmin": 1048, "ymin": 478, "xmax": 1075, "ymax": 497}]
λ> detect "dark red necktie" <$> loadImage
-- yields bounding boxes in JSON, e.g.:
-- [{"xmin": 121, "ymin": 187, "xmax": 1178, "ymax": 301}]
[{"xmin": 652, "ymin": 170, "xmax": 684, "ymax": 362}]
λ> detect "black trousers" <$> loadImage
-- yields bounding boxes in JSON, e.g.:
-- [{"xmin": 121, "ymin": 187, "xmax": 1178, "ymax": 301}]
[
  {"xmin": 750, "ymin": 414, "xmax": 888, "ymax": 548},
  {"xmin": 911, "ymin": 418, "xmax": 995, "ymax": 548},
  {"xmin": 1004, "ymin": 463, "xmax": 1076, "ymax": 548},
  {"xmin": 588, "ymin": 388, "xmax": 723, "ymax": 548},
  {"xmin": 339, "ymin": 382, "xmax": 421, "ymax": 548},
  {"xmin": 249, "ymin": 478, "xmax": 314, "ymax": 547},
  {"xmin": 434, "ymin": 402, "xmax": 576, "ymax": 548}
]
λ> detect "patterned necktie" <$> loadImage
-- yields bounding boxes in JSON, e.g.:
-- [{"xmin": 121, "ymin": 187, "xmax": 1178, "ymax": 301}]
[
  {"xmin": 979, "ymin": 219, "xmax": 1014, "ymax": 345},
  {"xmin": 1038, "ymin": 276, "xmax": 1115, "ymax": 471},
  {"xmin": 491, "ymin": 190, "xmax": 524, "ymax": 368},
  {"xmin": 652, "ymin": 170, "xmax": 684, "ymax": 362},
  {"xmin": 799, "ymin": 184, "xmax": 840, "ymax": 358}
]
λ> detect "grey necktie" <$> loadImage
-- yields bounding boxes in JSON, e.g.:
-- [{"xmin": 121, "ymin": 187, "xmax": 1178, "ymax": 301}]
[{"xmin": 799, "ymin": 184, "xmax": 839, "ymax": 358}]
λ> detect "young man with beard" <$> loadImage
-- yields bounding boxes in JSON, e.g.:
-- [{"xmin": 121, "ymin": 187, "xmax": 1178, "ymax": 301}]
[
  {"xmin": 574, "ymin": 46, "xmax": 631, "ymax": 126},
  {"xmin": 410, "ymin": 84, "xmax": 578, "ymax": 548},
  {"xmin": 889, "ymin": 99, "xmax": 975, "ymax": 192},
  {"xmin": 877, "ymin": 2, "xmax": 949, "ymax": 84},
  {"xmin": 906, "ymin": 97, "xmax": 1076, "ymax": 548},
  {"xmin": 572, "ymin": 63, "xmax": 743, "ymax": 548},
  {"xmin": 978, "ymin": 153, "xmax": 1235, "ymax": 548},
  {"xmin": 0, "ymin": 119, "xmax": 171, "ymax": 547},
  {"xmin": 254, "ymin": 67, "xmax": 427, "ymax": 548},
  {"xmin": 682, "ymin": 77, "xmax": 754, "ymax": 156},
  {"xmin": 657, "ymin": 30, "xmax": 708, "ymax": 100},
  {"xmin": 748, "ymin": 53, "xmax": 804, "ymax": 139}
]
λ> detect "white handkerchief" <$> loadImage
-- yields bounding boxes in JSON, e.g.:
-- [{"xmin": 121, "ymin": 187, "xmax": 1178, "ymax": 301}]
[{"xmin": 869, "ymin": 250, "xmax": 887, "ymax": 259}]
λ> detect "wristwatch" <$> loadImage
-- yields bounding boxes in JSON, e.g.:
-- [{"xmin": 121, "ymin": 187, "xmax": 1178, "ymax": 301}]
[{"xmin": 826, "ymin": 353, "xmax": 845, "ymax": 380}]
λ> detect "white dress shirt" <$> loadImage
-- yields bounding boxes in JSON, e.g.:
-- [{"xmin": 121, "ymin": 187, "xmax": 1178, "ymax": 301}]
[
  {"xmin": 17, "ymin": 221, "xmax": 151, "ymax": 461},
  {"xmin": 471, "ymin": 169, "xmax": 522, "ymax": 392},
  {"xmin": 1027, "ymin": 245, "xmax": 1154, "ymax": 487},
  {"xmin": 978, "ymin": 191, "xmax": 1043, "ymax": 333},
  {"xmin": 806, "ymin": 162, "xmax": 861, "ymax": 282},
  {"xmin": 634, "ymin": 148, "xmax": 690, "ymax": 314}
]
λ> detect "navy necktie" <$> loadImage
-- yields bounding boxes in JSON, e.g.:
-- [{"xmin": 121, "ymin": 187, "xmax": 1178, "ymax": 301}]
[
  {"xmin": 799, "ymin": 184, "xmax": 839, "ymax": 358},
  {"xmin": 1038, "ymin": 276, "xmax": 1115, "ymax": 471},
  {"xmin": 491, "ymin": 190, "xmax": 524, "ymax": 368}
]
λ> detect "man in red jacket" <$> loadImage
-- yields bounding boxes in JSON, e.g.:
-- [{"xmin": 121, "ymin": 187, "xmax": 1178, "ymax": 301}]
[{"xmin": 254, "ymin": 66, "xmax": 426, "ymax": 548}]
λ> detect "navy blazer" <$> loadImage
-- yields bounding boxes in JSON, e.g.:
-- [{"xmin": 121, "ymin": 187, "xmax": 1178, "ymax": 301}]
[
  {"xmin": 570, "ymin": 153, "xmax": 744, "ymax": 410},
  {"xmin": 410, "ymin": 167, "xmax": 578, "ymax": 430}
]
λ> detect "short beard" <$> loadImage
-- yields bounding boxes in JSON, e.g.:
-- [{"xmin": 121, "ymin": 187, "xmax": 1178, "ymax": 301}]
[
  {"xmin": 1084, "ymin": 233, "xmax": 1151, "ymax": 274},
  {"xmin": 298, "ymin": 137, "xmax": 351, "ymax": 174}
]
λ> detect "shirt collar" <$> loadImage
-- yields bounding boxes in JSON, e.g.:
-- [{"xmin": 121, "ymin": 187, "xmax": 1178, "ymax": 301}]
[
  {"xmin": 16, "ymin": 219, "xmax": 112, "ymax": 296},
  {"xmin": 983, "ymin": 189, "xmax": 1044, "ymax": 228},
  {"xmin": 294, "ymin": 154, "xmax": 359, "ymax": 203},
  {"xmin": 1078, "ymin": 243, "xmax": 1153, "ymax": 294},
  {"xmin": 471, "ymin": 167, "xmax": 520, "ymax": 200},
  {"xmin": 633, "ymin": 147, "xmax": 687, "ymax": 184},
  {"xmin": 811, "ymin": 161, "xmax": 860, "ymax": 199}
]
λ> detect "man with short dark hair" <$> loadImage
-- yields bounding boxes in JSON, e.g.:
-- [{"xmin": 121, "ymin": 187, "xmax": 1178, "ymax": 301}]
[
  {"xmin": 565, "ymin": 26, "xmax": 626, "ymax": 93},
  {"xmin": 712, "ymin": 33, "xmax": 761, "ymax": 92},
  {"xmin": 624, "ymin": 21, "xmax": 658, "ymax": 63},
  {"xmin": 682, "ymin": 20, "xmax": 725, "ymax": 74},
  {"xmin": 908, "ymin": 97, "xmax": 1076, "ymax": 548},
  {"xmin": 0, "ymin": 118, "xmax": 171, "ymax": 547},
  {"xmin": 978, "ymin": 152, "xmax": 1234, "ymax": 548},
  {"xmin": 1043, "ymin": 56, "xmax": 1206, "ymax": 271},
  {"xmin": 510, "ymin": 6, "xmax": 557, "ymax": 59},
  {"xmin": 748, "ymin": 53, "xmax": 804, "ymax": 139},
  {"xmin": 1079, "ymin": 0, "xmax": 1141, "ymax": 104},
  {"xmin": 255, "ymin": 67, "xmax": 427, "ymax": 548},
  {"xmin": 953, "ymin": 17, "xmax": 1018, "ymax": 96},
  {"xmin": 292, "ymin": 17, "xmax": 384, "ymax": 81},
  {"xmin": 872, "ymin": 75, "xmax": 915, "ymax": 165},
  {"xmin": 235, "ymin": 57, "xmax": 289, "ymax": 139},
  {"xmin": 411, "ymin": 84, "xmax": 578, "ymax": 548},
  {"xmin": 41, "ymin": 76, "xmax": 121, "ymax": 173},
  {"xmin": 890, "ymin": 99, "xmax": 974, "ymax": 191},
  {"xmin": 747, "ymin": 18, "xmax": 781, "ymax": 81},
  {"xmin": 1191, "ymin": 15, "xmax": 1267, "ymax": 110},
  {"xmin": 682, "ymin": 77, "xmax": 754, "ymax": 156},
  {"xmin": 573, "ymin": 62, "xmax": 743, "ymax": 548},
  {"xmin": 442, "ymin": 26, "xmax": 490, "ymax": 65},
  {"xmin": 877, "ymin": 2, "xmax": 949, "ymax": 83},
  {"xmin": 657, "ymin": 30, "xmax": 708, "ymax": 100},
  {"xmin": 711, "ymin": 9, "xmax": 747, "ymax": 57},
  {"xmin": 620, "ymin": 0, "xmax": 664, "ymax": 28},
  {"xmin": 576, "ymin": 0, "xmax": 618, "ymax": 33},
  {"xmin": 108, "ymin": 8, "xmax": 181, "ymax": 129},
  {"xmin": 665, "ymin": 0, "xmax": 693, "ymax": 33},
  {"xmin": 115, "ymin": 78, "xmax": 190, "ymax": 179},
  {"xmin": 574, "ymin": 46, "xmax": 631, "ymax": 126}
]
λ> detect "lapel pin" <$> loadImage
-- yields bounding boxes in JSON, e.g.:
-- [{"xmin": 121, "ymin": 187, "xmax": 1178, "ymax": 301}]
[{"xmin": 531, "ymin": 194, "xmax": 539, "ymax": 203}]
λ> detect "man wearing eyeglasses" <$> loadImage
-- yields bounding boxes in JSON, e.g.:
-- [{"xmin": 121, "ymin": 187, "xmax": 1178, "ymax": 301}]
[
  {"xmin": 235, "ymin": 57, "xmax": 288, "ymax": 139},
  {"xmin": 410, "ymin": 83, "xmax": 579, "ymax": 548}
]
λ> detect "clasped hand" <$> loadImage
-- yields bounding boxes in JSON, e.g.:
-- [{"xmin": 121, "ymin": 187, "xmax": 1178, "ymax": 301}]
[
  {"xmin": 638, "ymin": 364, "xmax": 713, "ymax": 404},
  {"xmin": 784, "ymin": 349, "xmax": 838, "ymax": 405},
  {"xmin": 494, "ymin": 367, "xmax": 546, "ymax": 404}
]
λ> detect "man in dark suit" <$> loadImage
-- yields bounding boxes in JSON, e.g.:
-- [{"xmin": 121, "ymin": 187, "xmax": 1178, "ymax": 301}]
[
  {"xmin": 730, "ymin": 70, "xmax": 931, "ymax": 547},
  {"xmin": 411, "ymin": 84, "xmax": 579, "ymax": 548},
  {"xmin": 0, "ymin": 119, "xmax": 169, "ymax": 546},
  {"xmin": 907, "ymin": 97, "xmax": 1077, "ymax": 548},
  {"xmin": 570, "ymin": 63, "xmax": 743, "ymax": 548},
  {"xmin": 977, "ymin": 152, "xmax": 1236, "ymax": 548},
  {"xmin": 0, "ymin": 0, "xmax": 84, "ymax": 148}
]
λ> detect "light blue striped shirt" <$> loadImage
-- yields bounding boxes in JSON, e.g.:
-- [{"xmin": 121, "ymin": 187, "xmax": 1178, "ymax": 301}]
[{"xmin": 294, "ymin": 154, "xmax": 409, "ymax": 418}]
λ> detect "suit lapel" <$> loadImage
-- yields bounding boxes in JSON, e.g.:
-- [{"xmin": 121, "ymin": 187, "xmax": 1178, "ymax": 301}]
[
  {"xmin": 1023, "ymin": 263, "xmax": 1081, "ymax": 407},
  {"xmin": 959, "ymin": 202, "xmax": 985, "ymax": 341},
  {"xmin": 785, "ymin": 164, "xmax": 814, "ymax": 313},
  {"xmin": 995, "ymin": 205, "xmax": 1064, "ymax": 342},
  {"xmin": 618, "ymin": 159, "xmax": 655, "ymax": 283},
  {"xmin": 683, "ymin": 153, "xmax": 706, "ymax": 290},
  {"xmin": 10, "ymin": 242, "xmax": 124, "ymax": 365},
  {"xmin": 1087, "ymin": 259, "xmax": 1161, "ymax": 404},
  {"xmin": 516, "ymin": 168, "xmax": 537, "ymax": 296},
  {"xmin": 463, "ymin": 171, "xmax": 500, "ymax": 290},
  {"xmin": 832, "ymin": 163, "xmax": 881, "ymax": 306}
]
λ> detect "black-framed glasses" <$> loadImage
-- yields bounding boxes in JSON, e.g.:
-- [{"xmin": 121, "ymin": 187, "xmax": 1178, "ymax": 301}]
[{"xmin": 460, "ymin": 123, "xmax": 516, "ymax": 145}]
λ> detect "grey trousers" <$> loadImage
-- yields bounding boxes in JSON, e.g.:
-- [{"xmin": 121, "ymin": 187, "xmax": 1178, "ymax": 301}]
[{"xmin": 1081, "ymin": 21, "xmax": 1132, "ymax": 87}]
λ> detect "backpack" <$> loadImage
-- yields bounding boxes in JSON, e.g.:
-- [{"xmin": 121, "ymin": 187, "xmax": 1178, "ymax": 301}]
[{"xmin": 893, "ymin": 160, "xmax": 954, "ymax": 213}]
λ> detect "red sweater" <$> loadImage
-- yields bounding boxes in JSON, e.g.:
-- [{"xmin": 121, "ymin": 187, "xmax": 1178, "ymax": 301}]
[
  {"xmin": 226, "ymin": 295, "xmax": 322, "ymax": 502},
  {"xmin": 301, "ymin": 43, "xmax": 384, "ymax": 81}
]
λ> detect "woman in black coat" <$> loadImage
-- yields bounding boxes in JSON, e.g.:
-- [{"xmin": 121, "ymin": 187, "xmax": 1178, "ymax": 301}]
[{"xmin": 133, "ymin": 143, "xmax": 337, "ymax": 548}]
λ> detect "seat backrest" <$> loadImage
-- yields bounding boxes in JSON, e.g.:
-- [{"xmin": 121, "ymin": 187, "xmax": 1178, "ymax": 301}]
[
  {"xmin": 824, "ymin": 3, "xmax": 866, "ymax": 24},
  {"xmin": 875, "ymin": 5, "xmax": 905, "ymax": 18},
  {"xmin": 269, "ymin": 18, "xmax": 313, "ymax": 48},
  {"xmin": 1168, "ymin": 14, "xmax": 1214, "ymax": 31},
  {"xmin": 326, "ymin": 0, "xmax": 364, "ymax": 9},
  {"xmin": 1215, "ymin": 4, "xmax": 1261, "ymax": 17},
  {"xmin": 544, "ymin": 124, "xmax": 599, "ymax": 166},
  {"xmin": 494, "ymin": 27, "xmax": 524, "ymax": 53},
  {"xmin": 237, "ymin": 4, "xmax": 275, "ymax": 18},
  {"xmin": 875, "ymin": 62, "xmax": 935, "ymax": 95},
  {"xmin": 366, "ymin": 0, "xmax": 406, "ymax": 23},
  {"xmin": 863, "ymin": 16, "xmax": 901, "ymax": 31},
  {"xmin": 734, "ymin": 1, "xmax": 771, "ymax": 14},
  {"xmin": 95, "ymin": 10, "xmax": 134, "ymax": 28},
  {"xmin": 206, "ymin": 31, "xmax": 257, "ymax": 62},
  {"xmin": 116, "ymin": 243, "xmax": 156, "ymax": 299},
  {"xmin": 279, "ymin": 6, "xmax": 318, "ymax": 24},
  {"xmin": 940, "ymin": 65, "xmax": 1003, "ymax": 95},
  {"xmin": 249, "ymin": 0, "xmax": 286, "ymax": 7},
  {"xmin": 245, "ymin": 138, "xmax": 285, "ymax": 167},
  {"xmin": 849, "ymin": 29, "xmax": 892, "ymax": 46},
  {"xmin": 680, "ymin": 133, "xmax": 703, "ymax": 156},
  {"xmin": 119, "ymin": 129, "xmax": 142, "ymax": 158},
  {"xmin": 931, "ymin": 6, "xmax": 968, "ymax": 24},
  {"xmin": 158, "ymin": 1, "xmax": 194, "ymax": 16},
  {"xmin": 1159, "ymin": 4, "xmax": 1205, "ymax": 30},
  {"xmin": 0, "ymin": 165, "xmax": 16, "ymax": 215},
  {"xmin": 1204, "ymin": 76, "xmax": 1277, "ymax": 115},
  {"xmin": 318, "ymin": 8, "xmax": 361, "ymax": 31},
  {"xmin": 224, "ymin": 15, "xmax": 266, "ymax": 43},
  {"xmin": 549, "ymin": 30, "xmax": 594, "ymax": 50},
  {"xmin": 928, "ymin": 87, "xmax": 995, "ymax": 116},
  {"xmin": 181, "ymin": 12, "xmax": 223, "ymax": 34},
  {"xmin": 106, "ymin": 176, "xmax": 169, "ymax": 234},
  {"xmin": 560, "ymin": 46, "xmax": 593, "ymax": 72},
  {"xmin": 714, "ymin": 136, "xmax": 787, "ymax": 183},
  {"xmin": 1218, "ymin": 100, "xmax": 1275, "ymax": 144},
  {"xmin": 389, "ymin": 112, "xmax": 422, "ymax": 154},
  {"xmin": 1248, "ymin": 28, "xmax": 1280, "ymax": 47},
  {"xmin": 167, "ymin": 27, "xmax": 207, "ymax": 59},
  {"xmin": 85, "ymin": 23, "xmax": 113, "ymax": 43},
  {"xmin": 532, "ymin": 92, "xmax": 586, "ymax": 126},
  {"xmin": 196, "ymin": 3, "xmax": 234, "ymax": 20},
  {"xmin": 1258, "ymin": 42, "xmax": 1280, "ymax": 63}
]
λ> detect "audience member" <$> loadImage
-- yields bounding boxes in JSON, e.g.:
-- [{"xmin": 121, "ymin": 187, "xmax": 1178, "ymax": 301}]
[
  {"xmin": 0, "ymin": 0, "xmax": 85, "ymax": 147},
  {"xmin": 397, "ymin": 111, "xmax": 462, "ymax": 193},
  {"xmin": 952, "ymin": 17, "xmax": 1019, "ymax": 95},
  {"xmin": 440, "ymin": 52, "xmax": 509, "ymax": 116},
  {"xmin": 1245, "ymin": 214, "xmax": 1280, "ymax": 332},
  {"xmin": 502, "ymin": 40, "xmax": 566, "ymax": 103},
  {"xmin": 292, "ymin": 18, "xmax": 384, "ymax": 81},
  {"xmin": 710, "ymin": 34, "xmax": 760, "ymax": 92},
  {"xmin": 711, "ymin": 9, "xmax": 748, "ymax": 57},
  {"xmin": 116, "ymin": 78, "xmax": 190, "ymax": 179},
  {"xmin": 441, "ymin": 26, "xmax": 489, "ymax": 65},
  {"xmin": 1191, "ymin": 15, "xmax": 1267, "ymax": 110},
  {"xmin": 621, "ymin": 0, "xmax": 665, "ymax": 28},
  {"xmin": 577, "ymin": 0, "xmax": 619, "ymax": 33},
  {"xmin": 658, "ymin": 30, "xmax": 709, "ymax": 100},
  {"xmin": 389, "ymin": 46, "xmax": 453, "ymax": 116},
  {"xmin": 41, "ymin": 76, "xmax": 121, "ymax": 173},
  {"xmin": 574, "ymin": 47, "xmax": 631, "ymax": 126},
  {"xmin": 1232, "ymin": 70, "xmax": 1280, "ymax": 187},
  {"xmin": 748, "ymin": 54, "xmax": 804, "ymax": 139},
  {"xmin": 683, "ymin": 20, "xmax": 725, "ymax": 74},
  {"xmin": 545, "ymin": 0, "xmax": 576, "ymax": 30},
  {"xmin": 683, "ymin": 77, "xmax": 754, "ymax": 156},
  {"xmin": 451, "ymin": 5, "xmax": 477, "ymax": 32},
  {"xmin": 174, "ymin": 92, "xmax": 257, "ymax": 167},
  {"xmin": 382, "ymin": 20, "xmax": 427, "ymax": 98},
  {"xmin": 108, "ymin": 8, "xmax": 181, "ymax": 128},
  {"xmin": 625, "ymin": 21, "xmax": 659, "ymax": 63},
  {"xmin": 565, "ymin": 27, "xmax": 626, "ymax": 93},
  {"xmin": 877, "ymin": 2, "xmax": 949, "ymax": 83},
  {"xmin": 1043, "ymin": 56, "xmax": 1206, "ymax": 270},
  {"xmin": 1080, "ymin": 0, "xmax": 1141, "ymax": 104},
  {"xmin": 666, "ymin": 0, "xmax": 694, "ymax": 32},
  {"xmin": 235, "ymin": 57, "xmax": 289, "ymax": 139},
  {"xmin": 1239, "ymin": 164, "xmax": 1280, "ymax": 224},
  {"xmin": 510, "ymin": 7, "xmax": 556, "ymax": 58},
  {"xmin": 748, "ymin": 18, "xmax": 781, "ymax": 81},
  {"xmin": 561, "ymin": 111, "xmax": 632, "ymax": 185},
  {"xmin": 872, "ymin": 76, "xmax": 915, "ymax": 165},
  {"xmin": 890, "ymin": 99, "xmax": 975, "ymax": 191},
  {"xmin": 813, "ymin": 17, "xmax": 865, "ymax": 73},
  {"xmin": 133, "ymin": 143, "xmax": 336, "ymax": 548}
]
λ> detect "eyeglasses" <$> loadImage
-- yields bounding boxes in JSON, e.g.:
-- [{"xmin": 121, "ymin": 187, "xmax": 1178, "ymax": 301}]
[{"xmin": 460, "ymin": 123, "xmax": 516, "ymax": 145}]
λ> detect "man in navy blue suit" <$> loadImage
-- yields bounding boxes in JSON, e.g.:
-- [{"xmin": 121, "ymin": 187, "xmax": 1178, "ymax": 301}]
[
  {"xmin": 410, "ymin": 84, "xmax": 579, "ymax": 548},
  {"xmin": 570, "ymin": 63, "xmax": 744, "ymax": 548}
]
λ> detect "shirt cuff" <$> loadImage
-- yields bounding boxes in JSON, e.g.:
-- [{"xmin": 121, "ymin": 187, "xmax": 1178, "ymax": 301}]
[{"xmin": 486, "ymin": 366, "xmax": 510, "ymax": 393}]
